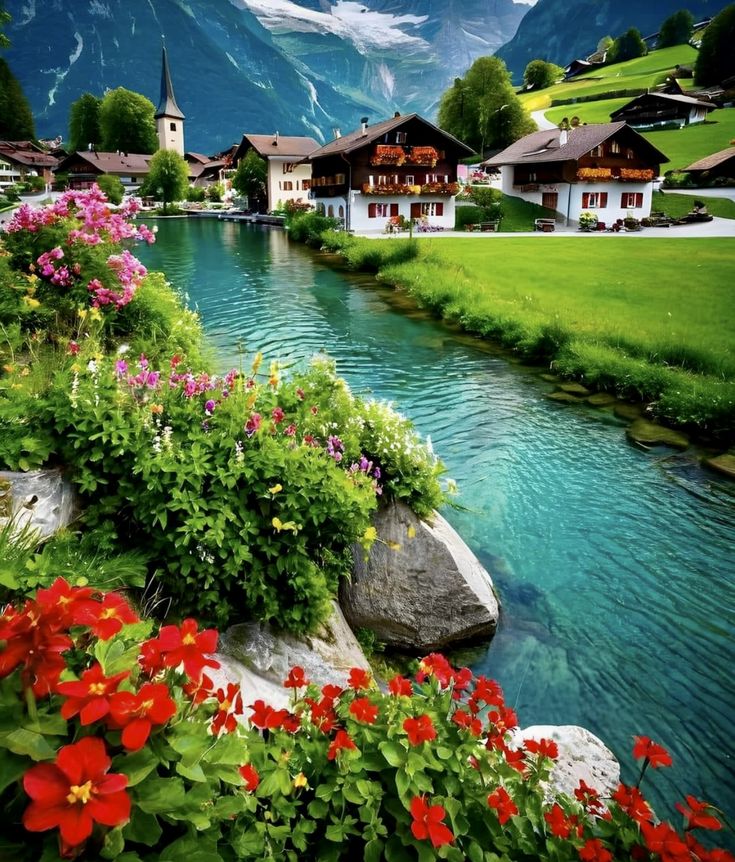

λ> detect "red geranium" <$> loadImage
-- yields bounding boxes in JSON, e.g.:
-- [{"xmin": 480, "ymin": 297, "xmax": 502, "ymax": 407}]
[
  {"xmin": 545, "ymin": 803, "xmax": 582, "ymax": 839},
  {"xmin": 77, "ymin": 592, "xmax": 139, "ymax": 640},
  {"xmin": 410, "ymin": 796, "xmax": 454, "ymax": 848},
  {"xmin": 249, "ymin": 699, "xmax": 288, "ymax": 730},
  {"xmin": 452, "ymin": 708, "xmax": 482, "ymax": 736},
  {"xmin": 386, "ymin": 675, "xmax": 412, "ymax": 697},
  {"xmin": 284, "ymin": 666, "xmax": 308, "ymax": 689},
  {"xmin": 308, "ymin": 698, "xmax": 338, "ymax": 733},
  {"xmin": 415, "ymin": 653, "xmax": 454, "ymax": 687},
  {"xmin": 675, "ymin": 795, "xmax": 722, "ymax": 831},
  {"xmin": 579, "ymin": 838, "xmax": 613, "ymax": 862},
  {"xmin": 108, "ymin": 681, "xmax": 177, "ymax": 750},
  {"xmin": 22, "ymin": 736, "xmax": 130, "ymax": 847},
  {"xmin": 182, "ymin": 672, "xmax": 215, "ymax": 704},
  {"xmin": 327, "ymin": 729, "xmax": 357, "ymax": 760},
  {"xmin": 472, "ymin": 675, "xmax": 504, "ymax": 706},
  {"xmin": 57, "ymin": 663, "xmax": 130, "ymax": 725},
  {"xmin": 633, "ymin": 736, "xmax": 672, "ymax": 768},
  {"xmin": 641, "ymin": 821, "xmax": 691, "ymax": 862},
  {"xmin": 321, "ymin": 683, "xmax": 343, "ymax": 701},
  {"xmin": 575, "ymin": 779, "xmax": 604, "ymax": 813},
  {"xmin": 153, "ymin": 618, "xmax": 219, "ymax": 681},
  {"xmin": 613, "ymin": 783, "xmax": 654, "ymax": 824},
  {"xmin": 403, "ymin": 714, "xmax": 436, "ymax": 746},
  {"xmin": 0, "ymin": 604, "xmax": 71, "ymax": 695},
  {"xmin": 347, "ymin": 667, "xmax": 371, "ymax": 691},
  {"xmin": 525, "ymin": 737, "xmax": 559, "ymax": 760},
  {"xmin": 487, "ymin": 786, "xmax": 518, "ymax": 825},
  {"xmin": 211, "ymin": 683, "xmax": 243, "ymax": 735},
  {"xmin": 239, "ymin": 763, "xmax": 259, "ymax": 792},
  {"xmin": 349, "ymin": 697, "xmax": 378, "ymax": 724},
  {"xmin": 35, "ymin": 578, "xmax": 96, "ymax": 628}
]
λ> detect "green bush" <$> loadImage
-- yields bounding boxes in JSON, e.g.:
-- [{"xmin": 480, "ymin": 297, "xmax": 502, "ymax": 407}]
[
  {"xmin": 96, "ymin": 174, "xmax": 125, "ymax": 205},
  {"xmin": 455, "ymin": 205, "xmax": 485, "ymax": 229},
  {"xmin": 287, "ymin": 211, "xmax": 340, "ymax": 246},
  {"xmin": 186, "ymin": 185, "xmax": 207, "ymax": 202}
]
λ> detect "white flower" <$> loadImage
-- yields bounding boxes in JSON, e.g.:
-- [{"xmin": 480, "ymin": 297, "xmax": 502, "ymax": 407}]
[{"xmin": 116, "ymin": 344, "xmax": 130, "ymax": 355}]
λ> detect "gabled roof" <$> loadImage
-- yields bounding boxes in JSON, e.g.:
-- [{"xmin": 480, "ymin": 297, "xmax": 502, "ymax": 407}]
[
  {"xmin": 155, "ymin": 45, "xmax": 184, "ymax": 120},
  {"xmin": 684, "ymin": 146, "xmax": 735, "ymax": 172},
  {"xmin": 307, "ymin": 113, "xmax": 474, "ymax": 160},
  {"xmin": 240, "ymin": 134, "xmax": 320, "ymax": 159},
  {"xmin": 186, "ymin": 152, "xmax": 213, "ymax": 164},
  {"xmin": 0, "ymin": 141, "xmax": 58, "ymax": 169},
  {"xmin": 54, "ymin": 151, "xmax": 153, "ymax": 174},
  {"xmin": 481, "ymin": 122, "xmax": 668, "ymax": 168},
  {"xmin": 610, "ymin": 92, "xmax": 716, "ymax": 118}
]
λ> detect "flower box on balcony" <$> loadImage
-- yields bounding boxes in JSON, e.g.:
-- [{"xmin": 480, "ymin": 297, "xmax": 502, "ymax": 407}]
[
  {"xmin": 618, "ymin": 168, "xmax": 654, "ymax": 182},
  {"xmin": 576, "ymin": 168, "xmax": 612, "ymax": 182},
  {"xmin": 409, "ymin": 147, "xmax": 439, "ymax": 167},
  {"xmin": 370, "ymin": 145, "xmax": 406, "ymax": 166},
  {"xmin": 362, "ymin": 183, "xmax": 414, "ymax": 195},
  {"xmin": 420, "ymin": 182, "xmax": 459, "ymax": 195}
]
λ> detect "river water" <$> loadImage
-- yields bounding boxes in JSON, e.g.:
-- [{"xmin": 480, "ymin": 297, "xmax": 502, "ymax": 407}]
[{"xmin": 139, "ymin": 217, "xmax": 734, "ymax": 824}]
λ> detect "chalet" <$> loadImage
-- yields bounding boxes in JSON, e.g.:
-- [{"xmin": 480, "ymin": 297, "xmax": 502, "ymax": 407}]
[
  {"xmin": 0, "ymin": 141, "xmax": 59, "ymax": 188},
  {"xmin": 306, "ymin": 113, "xmax": 473, "ymax": 231},
  {"xmin": 232, "ymin": 134, "xmax": 319, "ymax": 211},
  {"xmin": 564, "ymin": 58, "xmax": 603, "ymax": 80},
  {"xmin": 186, "ymin": 152, "xmax": 228, "ymax": 187},
  {"xmin": 683, "ymin": 147, "xmax": 735, "ymax": 182},
  {"xmin": 482, "ymin": 122, "xmax": 668, "ymax": 224},
  {"xmin": 609, "ymin": 93, "xmax": 715, "ymax": 129},
  {"xmin": 54, "ymin": 151, "xmax": 153, "ymax": 190}
]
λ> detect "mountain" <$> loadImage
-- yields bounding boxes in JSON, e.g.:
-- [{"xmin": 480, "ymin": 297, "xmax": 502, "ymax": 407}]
[
  {"xmin": 496, "ymin": 0, "xmax": 731, "ymax": 80},
  {"xmin": 3, "ymin": 0, "xmax": 529, "ymax": 153}
]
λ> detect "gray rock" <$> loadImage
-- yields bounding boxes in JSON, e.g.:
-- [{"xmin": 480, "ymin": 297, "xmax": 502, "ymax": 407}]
[
  {"xmin": 626, "ymin": 419, "xmax": 689, "ymax": 450},
  {"xmin": 0, "ymin": 469, "xmax": 78, "ymax": 540},
  {"xmin": 704, "ymin": 453, "xmax": 735, "ymax": 481},
  {"xmin": 217, "ymin": 601, "xmax": 369, "ymax": 698},
  {"xmin": 340, "ymin": 501, "xmax": 500, "ymax": 651},
  {"xmin": 559, "ymin": 382, "xmax": 591, "ymax": 396},
  {"xmin": 512, "ymin": 725, "xmax": 620, "ymax": 799}
]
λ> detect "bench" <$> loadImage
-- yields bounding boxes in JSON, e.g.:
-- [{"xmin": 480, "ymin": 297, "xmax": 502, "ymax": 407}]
[
  {"xmin": 534, "ymin": 218, "xmax": 556, "ymax": 232},
  {"xmin": 464, "ymin": 221, "xmax": 501, "ymax": 232}
]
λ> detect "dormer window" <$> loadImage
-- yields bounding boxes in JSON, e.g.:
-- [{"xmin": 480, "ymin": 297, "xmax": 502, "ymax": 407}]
[
  {"xmin": 396, "ymin": 131, "xmax": 407, "ymax": 144},
  {"xmin": 590, "ymin": 144, "xmax": 603, "ymax": 157},
  {"xmin": 610, "ymin": 141, "xmax": 621, "ymax": 154},
  {"xmin": 626, "ymin": 148, "xmax": 635, "ymax": 160}
]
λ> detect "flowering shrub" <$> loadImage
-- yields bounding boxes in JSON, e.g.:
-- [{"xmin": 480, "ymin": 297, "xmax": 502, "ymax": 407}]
[
  {"xmin": 409, "ymin": 147, "xmax": 440, "ymax": 167},
  {"xmin": 619, "ymin": 168, "xmax": 655, "ymax": 182},
  {"xmin": 370, "ymin": 145, "xmax": 407, "ymax": 166},
  {"xmin": 576, "ymin": 168, "xmax": 613, "ymax": 181},
  {"xmin": 1, "ymin": 583, "xmax": 732, "ymax": 862},
  {"xmin": 420, "ymin": 182, "xmax": 460, "ymax": 195},
  {"xmin": 362, "ymin": 183, "xmax": 416, "ymax": 196},
  {"xmin": 41, "ymin": 350, "xmax": 444, "ymax": 630}
]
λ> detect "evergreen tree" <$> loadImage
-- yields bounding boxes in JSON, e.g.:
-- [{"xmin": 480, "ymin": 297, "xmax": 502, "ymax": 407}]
[
  {"xmin": 1, "ymin": 2, "xmax": 9, "ymax": 50},
  {"xmin": 68, "ymin": 93, "xmax": 101, "ymax": 152},
  {"xmin": 437, "ymin": 56, "xmax": 534, "ymax": 156},
  {"xmin": 657, "ymin": 9, "xmax": 694, "ymax": 48},
  {"xmin": 607, "ymin": 28, "xmax": 647, "ymax": 64},
  {"xmin": 695, "ymin": 4, "xmax": 735, "ymax": 86},
  {"xmin": 523, "ymin": 60, "xmax": 564, "ymax": 90},
  {"xmin": 99, "ymin": 88, "xmax": 158, "ymax": 154},
  {"xmin": 0, "ymin": 58, "xmax": 35, "ymax": 139},
  {"xmin": 232, "ymin": 149, "xmax": 267, "ymax": 211},
  {"xmin": 144, "ymin": 149, "xmax": 189, "ymax": 213}
]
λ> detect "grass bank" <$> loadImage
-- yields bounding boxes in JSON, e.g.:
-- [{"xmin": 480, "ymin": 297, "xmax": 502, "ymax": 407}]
[
  {"xmin": 322, "ymin": 233, "xmax": 735, "ymax": 438},
  {"xmin": 652, "ymin": 191, "xmax": 735, "ymax": 220}
]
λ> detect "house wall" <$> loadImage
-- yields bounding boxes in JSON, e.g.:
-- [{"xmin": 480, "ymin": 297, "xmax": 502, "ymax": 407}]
[
  {"xmin": 311, "ymin": 192, "xmax": 457, "ymax": 232},
  {"xmin": 0, "ymin": 158, "xmax": 22, "ymax": 187},
  {"xmin": 268, "ymin": 157, "xmax": 313, "ymax": 211}
]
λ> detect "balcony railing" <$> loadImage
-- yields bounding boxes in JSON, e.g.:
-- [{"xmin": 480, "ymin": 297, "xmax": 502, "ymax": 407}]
[
  {"xmin": 362, "ymin": 181, "xmax": 459, "ymax": 196},
  {"xmin": 370, "ymin": 145, "xmax": 441, "ymax": 168}
]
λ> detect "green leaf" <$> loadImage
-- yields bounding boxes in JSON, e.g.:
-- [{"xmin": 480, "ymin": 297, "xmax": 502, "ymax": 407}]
[
  {"xmin": 307, "ymin": 798, "xmax": 329, "ymax": 819},
  {"xmin": 0, "ymin": 751, "xmax": 27, "ymax": 794},
  {"xmin": 115, "ymin": 747, "xmax": 160, "ymax": 787},
  {"xmin": 365, "ymin": 838, "xmax": 385, "ymax": 862},
  {"xmin": 176, "ymin": 760, "xmax": 207, "ymax": 783},
  {"xmin": 0, "ymin": 728, "xmax": 56, "ymax": 761},
  {"xmin": 379, "ymin": 740, "xmax": 406, "ymax": 768},
  {"xmin": 100, "ymin": 826, "xmax": 125, "ymax": 859},
  {"xmin": 123, "ymin": 809, "xmax": 162, "ymax": 846},
  {"xmin": 134, "ymin": 776, "xmax": 186, "ymax": 814}
]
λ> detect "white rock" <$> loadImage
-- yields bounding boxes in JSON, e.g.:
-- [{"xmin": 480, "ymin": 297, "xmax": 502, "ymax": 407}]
[{"xmin": 0, "ymin": 469, "xmax": 78, "ymax": 540}]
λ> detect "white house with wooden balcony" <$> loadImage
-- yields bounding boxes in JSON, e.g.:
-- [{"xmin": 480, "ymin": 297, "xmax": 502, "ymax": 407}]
[
  {"xmin": 306, "ymin": 113, "xmax": 474, "ymax": 232},
  {"xmin": 232, "ymin": 134, "xmax": 319, "ymax": 212},
  {"xmin": 482, "ymin": 122, "xmax": 668, "ymax": 225}
]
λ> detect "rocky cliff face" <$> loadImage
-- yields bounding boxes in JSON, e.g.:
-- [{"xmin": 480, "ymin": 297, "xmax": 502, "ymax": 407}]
[
  {"xmin": 495, "ymin": 0, "xmax": 730, "ymax": 80},
  {"xmin": 4, "ymin": 0, "xmax": 527, "ymax": 152}
]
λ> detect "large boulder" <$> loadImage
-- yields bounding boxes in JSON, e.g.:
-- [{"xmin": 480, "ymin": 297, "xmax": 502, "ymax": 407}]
[
  {"xmin": 0, "ymin": 469, "xmax": 78, "ymax": 540},
  {"xmin": 340, "ymin": 501, "xmax": 500, "ymax": 651},
  {"xmin": 214, "ymin": 601, "xmax": 369, "ymax": 708},
  {"xmin": 512, "ymin": 725, "xmax": 620, "ymax": 799}
]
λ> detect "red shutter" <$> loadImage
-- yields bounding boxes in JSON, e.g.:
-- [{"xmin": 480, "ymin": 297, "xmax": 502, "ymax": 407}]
[
  {"xmin": 582, "ymin": 192, "xmax": 590, "ymax": 208},
  {"xmin": 390, "ymin": 203, "xmax": 399, "ymax": 217},
  {"xmin": 410, "ymin": 202, "xmax": 422, "ymax": 219},
  {"xmin": 435, "ymin": 202, "xmax": 444, "ymax": 216},
  {"xmin": 368, "ymin": 203, "xmax": 377, "ymax": 218},
  {"xmin": 636, "ymin": 193, "xmax": 643, "ymax": 208},
  {"xmin": 620, "ymin": 193, "xmax": 627, "ymax": 208},
  {"xmin": 600, "ymin": 193, "xmax": 608, "ymax": 208}
]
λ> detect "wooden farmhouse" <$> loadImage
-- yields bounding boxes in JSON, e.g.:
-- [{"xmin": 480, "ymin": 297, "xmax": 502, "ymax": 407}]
[
  {"xmin": 0, "ymin": 141, "xmax": 59, "ymax": 189},
  {"xmin": 482, "ymin": 122, "xmax": 668, "ymax": 225},
  {"xmin": 609, "ymin": 93, "xmax": 716, "ymax": 129},
  {"xmin": 683, "ymin": 147, "xmax": 735, "ymax": 183},
  {"xmin": 306, "ymin": 113, "xmax": 473, "ymax": 231}
]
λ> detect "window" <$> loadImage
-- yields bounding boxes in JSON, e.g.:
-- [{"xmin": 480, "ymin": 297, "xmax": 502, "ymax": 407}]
[
  {"xmin": 626, "ymin": 148, "xmax": 635, "ymax": 160},
  {"xmin": 338, "ymin": 205, "xmax": 344, "ymax": 218},
  {"xmin": 621, "ymin": 192, "xmax": 643, "ymax": 208},
  {"xmin": 170, "ymin": 122, "xmax": 176, "ymax": 131},
  {"xmin": 327, "ymin": 205, "xmax": 334, "ymax": 217},
  {"xmin": 302, "ymin": 180, "xmax": 310, "ymax": 191},
  {"xmin": 368, "ymin": 202, "xmax": 399, "ymax": 218},
  {"xmin": 589, "ymin": 145, "xmax": 603, "ymax": 157},
  {"xmin": 422, "ymin": 202, "xmax": 444, "ymax": 217},
  {"xmin": 396, "ymin": 131, "xmax": 407, "ymax": 144},
  {"xmin": 335, "ymin": 173, "xmax": 346, "ymax": 184},
  {"xmin": 582, "ymin": 192, "xmax": 608, "ymax": 208},
  {"xmin": 282, "ymin": 181, "xmax": 293, "ymax": 191},
  {"xmin": 405, "ymin": 175, "xmax": 414, "ymax": 185},
  {"xmin": 283, "ymin": 163, "xmax": 295, "ymax": 173},
  {"xmin": 425, "ymin": 174, "xmax": 438, "ymax": 183},
  {"xmin": 610, "ymin": 140, "xmax": 621, "ymax": 154},
  {"xmin": 377, "ymin": 175, "xmax": 389, "ymax": 186}
]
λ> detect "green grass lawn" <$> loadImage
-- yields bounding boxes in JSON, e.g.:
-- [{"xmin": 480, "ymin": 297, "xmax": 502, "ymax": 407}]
[
  {"xmin": 652, "ymin": 191, "xmax": 735, "ymax": 219},
  {"xmin": 641, "ymin": 109, "xmax": 735, "ymax": 170},
  {"xmin": 328, "ymin": 235, "xmax": 735, "ymax": 433}
]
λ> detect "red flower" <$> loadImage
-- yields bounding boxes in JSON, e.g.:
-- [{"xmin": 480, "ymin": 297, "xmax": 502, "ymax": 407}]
[
  {"xmin": 138, "ymin": 638, "xmax": 165, "ymax": 677},
  {"xmin": 675, "ymin": 795, "xmax": 722, "ymax": 831},
  {"xmin": 388, "ymin": 675, "xmax": 413, "ymax": 697},
  {"xmin": 403, "ymin": 714, "xmax": 436, "ymax": 746},
  {"xmin": 632, "ymin": 736, "xmax": 672, "ymax": 768},
  {"xmin": 108, "ymin": 682, "xmax": 177, "ymax": 750},
  {"xmin": 154, "ymin": 618, "xmax": 219, "ymax": 681},
  {"xmin": 249, "ymin": 699, "xmax": 288, "ymax": 730},
  {"xmin": 78, "ymin": 592, "xmax": 139, "ymax": 640},
  {"xmin": 613, "ymin": 783, "xmax": 653, "ymax": 824},
  {"xmin": 327, "ymin": 729, "xmax": 357, "ymax": 760},
  {"xmin": 575, "ymin": 779, "xmax": 604, "ymax": 813},
  {"xmin": 22, "ymin": 737, "xmax": 130, "ymax": 847},
  {"xmin": 0, "ymin": 604, "xmax": 71, "ymax": 695},
  {"xmin": 487, "ymin": 786, "xmax": 518, "ymax": 825},
  {"xmin": 544, "ymin": 803, "xmax": 581, "ymax": 839},
  {"xmin": 347, "ymin": 667, "xmax": 371, "ymax": 690},
  {"xmin": 451, "ymin": 708, "xmax": 482, "ymax": 736},
  {"xmin": 281, "ymin": 712, "xmax": 301, "ymax": 733},
  {"xmin": 211, "ymin": 683, "xmax": 243, "ymax": 735},
  {"xmin": 309, "ymin": 698, "xmax": 338, "ymax": 733},
  {"xmin": 182, "ymin": 673, "xmax": 215, "ymax": 704},
  {"xmin": 284, "ymin": 666, "xmax": 308, "ymax": 689},
  {"xmin": 35, "ymin": 578, "xmax": 96, "ymax": 628},
  {"xmin": 271, "ymin": 406, "xmax": 285, "ymax": 424},
  {"xmin": 415, "ymin": 653, "xmax": 454, "ymax": 687},
  {"xmin": 349, "ymin": 697, "xmax": 378, "ymax": 724},
  {"xmin": 641, "ymin": 822, "xmax": 691, "ymax": 862},
  {"xmin": 321, "ymin": 683, "xmax": 343, "ymax": 701},
  {"xmin": 579, "ymin": 838, "xmax": 612, "ymax": 862},
  {"xmin": 68, "ymin": 340, "xmax": 80, "ymax": 356},
  {"xmin": 57, "ymin": 663, "xmax": 129, "ymax": 725},
  {"xmin": 525, "ymin": 737, "xmax": 559, "ymax": 760},
  {"xmin": 472, "ymin": 675, "xmax": 504, "ymax": 706},
  {"xmin": 410, "ymin": 796, "xmax": 454, "ymax": 848},
  {"xmin": 239, "ymin": 763, "xmax": 259, "ymax": 792}
]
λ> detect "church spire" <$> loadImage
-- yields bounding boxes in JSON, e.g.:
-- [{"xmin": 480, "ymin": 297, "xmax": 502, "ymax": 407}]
[
  {"xmin": 155, "ymin": 44, "xmax": 184, "ymax": 121},
  {"xmin": 155, "ymin": 43, "xmax": 185, "ymax": 155}
]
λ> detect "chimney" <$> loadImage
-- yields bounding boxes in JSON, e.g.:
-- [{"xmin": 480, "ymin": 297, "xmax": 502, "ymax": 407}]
[
  {"xmin": 333, "ymin": 128, "xmax": 341, "ymax": 139},
  {"xmin": 394, "ymin": 111, "xmax": 400, "ymax": 118},
  {"xmin": 360, "ymin": 116, "xmax": 369, "ymax": 135},
  {"xmin": 273, "ymin": 131, "xmax": 279, "ymax": 146},
  {"xmin": 559, "ymin": 129, "xmax": 568, "ymax": 146}
]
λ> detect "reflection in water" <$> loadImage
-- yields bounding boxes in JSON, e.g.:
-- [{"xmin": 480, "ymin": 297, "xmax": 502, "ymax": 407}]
[{"xmin": 139, "ymin": 218, "xmax": 735, "ymax": 825}]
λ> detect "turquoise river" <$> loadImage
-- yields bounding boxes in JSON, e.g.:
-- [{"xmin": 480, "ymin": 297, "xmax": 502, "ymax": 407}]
[{"xmin": 139, "ymin": 218, "xmax": 735, "ymax": 825}]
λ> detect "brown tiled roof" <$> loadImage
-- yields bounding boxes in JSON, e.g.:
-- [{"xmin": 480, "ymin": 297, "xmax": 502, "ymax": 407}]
[
  {"xmin": 186, "ymin": 152, "xmax": 212, "ymax": 164},
  {"xmin": 684, "ymin": 146, "xmax": 735, "ymax": 172},
  {"xmin": 610, "ymin": 92, "xmax": 716, "ymax": 117},
  {"xmin": 482, "ymin": 122, "xmax": 668, "ymax": 167},
  {"xmin": 0, "ymin": 141, "xmax": 58, "ymax": 169},
  {"xmin": 243, "ymin": 135, "xmax": 320, "ymax": 158},
  {"xmin": 308, "ymin": 113, "xmax": 473, "ymax": 159},
  {"xmin": 55, "ymin": 151, "xmax": 153, "ymax": 174}
]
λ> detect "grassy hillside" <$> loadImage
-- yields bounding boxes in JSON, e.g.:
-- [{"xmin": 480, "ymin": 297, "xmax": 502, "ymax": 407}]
[{"xmin": 519, "ymin": 45, "xmax": 697, "ymax": 112}]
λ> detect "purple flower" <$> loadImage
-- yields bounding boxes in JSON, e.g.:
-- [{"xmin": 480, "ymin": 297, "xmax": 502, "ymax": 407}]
[
  {"xmin": 205, "ymin": 399, "xmax": 216, "ymax": 415},
  {"xmin": 115, "ymin": 359, "xmax": 128, "ymax": 376},
  {"xmin": 245, "ymin": 413, "xmax": 261, "ymax": 437}
]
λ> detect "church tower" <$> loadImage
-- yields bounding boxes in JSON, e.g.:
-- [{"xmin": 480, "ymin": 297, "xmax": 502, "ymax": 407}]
[{"xmin": 155, "ymin": 44, "xmax": 185, "ymax": 155}]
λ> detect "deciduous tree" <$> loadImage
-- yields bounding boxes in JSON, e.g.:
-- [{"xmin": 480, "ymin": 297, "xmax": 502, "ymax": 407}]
[
  {"xmin": 99, "ymin": 88, "xmax": 158, "ymax": 154},
  {"xmin": 694, "ymin": 4, "xmax": 735, "ymax": 86},
  {"xmin": 657, "ymin": 9, "xmax": 694, "ymax": 48},
  {"xmin": 68, "ymin": 93, "xmax": 101, "ymax": 153},
  {"xmin": 523, "ymin": 59, "xmax": 564, "ymax": 90},
  {"xmin": 143, "ymin": 149, "xmax": 189, "ymax": 213},
  {"xmin": 437, "ymin": 56, "xmax": 534, "ymax": 156},
  {"xmin": 96, "ymin": 174, "xmax": 124, "ymax": 205},
  {"xmin": 232, "ymin": 149, "xmax": 267, "ymax": 211},
  {"xmin": 607, "ymin": 28, "xmax": 647, "ymax": 64}
]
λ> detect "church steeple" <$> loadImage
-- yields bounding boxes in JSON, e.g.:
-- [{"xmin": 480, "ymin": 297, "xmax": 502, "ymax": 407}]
[{"xmin": 155, "ymin": 44, "xmax": 185, "ymax": 155}]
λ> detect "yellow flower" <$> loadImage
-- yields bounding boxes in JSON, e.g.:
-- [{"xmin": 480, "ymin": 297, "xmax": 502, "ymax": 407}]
[
  {"xmin": 89, "ymin": 307, "xmax": 102, "ymax": 321},
  {"xmin": 70, "ymin": 363, "xmax": 81, "ymax": 373},
  {"xmin": 268, "ymin": 483, "xmax": 283, "ymax": 495},
  {"xmin": 2, "ymin": 364, "xmax": 14, "ymax": 374},
  {"xmin": 362, "ymin": 526, "xmax": 378, "ymax": 543},
  {"xmin": 20, "ymin": 367, "xmax": 31, "ymax": 377},
  {"xmin": 272, "ymin": 517, "xmax": 300, "ymax": 534},
  {"xmin": 251, "ymin": 351, "xmax": 263, "ymax": 376},
  {"xmin": 150, "ymin": 403, "xmax": 164, "ymax": 414},
  {"xmin": 78, "ymin": 308, "xmax": 88, "ymax": 320},
  {"xmin": 22, "ymin": 296, "xmax": 40, "ymax": 309},
  {"xmin": 292, "ymin": 772, "xmax": 308, "ymax": 789}
]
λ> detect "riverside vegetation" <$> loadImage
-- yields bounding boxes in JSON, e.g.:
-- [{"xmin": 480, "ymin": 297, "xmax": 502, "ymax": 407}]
[{"xmin": 0, "ymin": 189, "xmax": 733, "ymax": 861}]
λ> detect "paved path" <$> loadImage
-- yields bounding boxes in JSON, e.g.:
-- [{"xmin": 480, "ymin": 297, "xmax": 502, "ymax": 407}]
[{"xmin": 531, "ymin": 109, "xmax": 557, "ymax": 131}]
